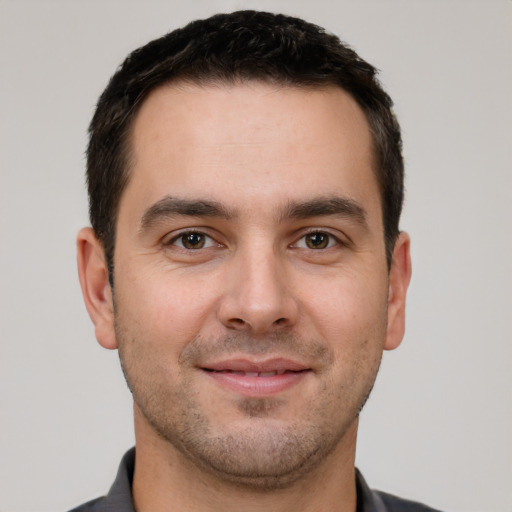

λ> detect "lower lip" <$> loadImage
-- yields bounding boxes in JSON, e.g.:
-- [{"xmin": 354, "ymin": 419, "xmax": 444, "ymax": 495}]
[{"xmin": 204, "ymin": 370, "xmax": 309, "ymax": 397}]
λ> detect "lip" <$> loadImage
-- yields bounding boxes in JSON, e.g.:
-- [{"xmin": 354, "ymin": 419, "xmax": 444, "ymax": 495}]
[
  {"xmin": 203, "ymin": 357, "xmax": 309, "ymax": 373},
  {"xmin": 200, "ymin": 358, "xmax": 311, "ymax": 397}
]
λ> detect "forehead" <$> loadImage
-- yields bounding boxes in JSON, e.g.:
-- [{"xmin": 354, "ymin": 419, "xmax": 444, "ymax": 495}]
[{"xmin": 122, "ymin": 81, "xmax": 380, "ymax": 223}]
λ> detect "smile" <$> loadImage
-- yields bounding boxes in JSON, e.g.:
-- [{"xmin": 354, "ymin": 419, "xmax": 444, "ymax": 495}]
[
  {"xmin": 205, "ymin": 369, "xmax": 293, "ymax": 377},
  {"xmin": 200, "ymin": 358, "xmax": 311, "ymax": 396}
]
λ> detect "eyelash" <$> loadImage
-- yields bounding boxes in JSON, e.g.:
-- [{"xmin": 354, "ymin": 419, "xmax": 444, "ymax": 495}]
[
  {"xmin": 292, "ymin": 230, "xmax": 342, "ymax": 250},
  {"xmin": 165, "ymin": 229, "xmax": 343, "ymax": 251},
  {"xmin": 166, "ymin": 230, "xmax": 218, "ymax": 250}
]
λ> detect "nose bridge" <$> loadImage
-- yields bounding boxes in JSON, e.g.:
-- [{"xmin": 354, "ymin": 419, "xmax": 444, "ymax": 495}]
[{"xmin": 218, "ymin": 237, "xmax": 298, "ymax": 333}]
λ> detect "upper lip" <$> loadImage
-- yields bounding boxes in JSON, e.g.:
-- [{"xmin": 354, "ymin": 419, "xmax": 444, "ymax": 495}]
[{"xmin": 201, "ymin": 358, "xmax": 310, "ymax": 373}]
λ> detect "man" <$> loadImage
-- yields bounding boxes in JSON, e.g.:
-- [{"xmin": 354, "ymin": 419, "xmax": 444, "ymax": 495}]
[{"xmin": 72, "ymin": 10, "xmax": 435, "ymax": 512}]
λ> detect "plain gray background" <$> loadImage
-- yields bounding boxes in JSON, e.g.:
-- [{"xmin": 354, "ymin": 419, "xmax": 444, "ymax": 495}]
[{"xmin": 1, "ymin": 1, "xmax": 511, "ymax": 511}]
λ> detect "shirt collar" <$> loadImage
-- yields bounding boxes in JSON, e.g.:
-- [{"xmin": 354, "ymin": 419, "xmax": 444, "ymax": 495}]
[
  {"xmin": 100, "ymin": 447, "xmax": 136, "ymax": 512},
  {"xmin": 103, "ymin": 448, "xmax": 388, "ymax": 512},
  {"xmin": 356, "ymin": 468, "xmax": 389, "ymax": 512}
]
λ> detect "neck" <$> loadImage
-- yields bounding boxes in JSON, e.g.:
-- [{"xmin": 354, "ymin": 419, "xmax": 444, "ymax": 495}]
[{"xmin": 131, "ymin": 406, "xmax": 359, "ymax": 512}]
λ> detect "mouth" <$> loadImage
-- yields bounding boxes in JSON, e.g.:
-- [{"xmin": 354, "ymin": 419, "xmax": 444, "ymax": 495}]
[
  {"xmin": 204, "ymin": 369, "xmax": 299, "ymax": 377},
  {"xmin": 200, "ymin": 358, "xmax": 311, "ymax": 396}
]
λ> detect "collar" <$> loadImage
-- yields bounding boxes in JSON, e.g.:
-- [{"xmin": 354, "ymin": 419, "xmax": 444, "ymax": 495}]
[{"xmin": 101, "ymin": 448, "xmax": 388, "ymax": 512}]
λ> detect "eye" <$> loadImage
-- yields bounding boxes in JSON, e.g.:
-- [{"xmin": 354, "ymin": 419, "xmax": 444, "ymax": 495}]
[
  {"xmin": 295, "ymin": 231, "xmax": 339, "ymax": 250},
  {"xmin": 169, "ymin": 231, "xmax": 217, "ymax": 250}
]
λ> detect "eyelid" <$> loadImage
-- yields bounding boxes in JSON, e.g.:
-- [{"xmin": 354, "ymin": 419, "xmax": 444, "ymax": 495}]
[
  {"xmin": 161, "ymin": 227, "xmax": 348, "ymax": 251},
  {"xmin": 164, "ymin": 229, "xmax": 220, "ymax": 249},
  {"xmin": 291, "ymin": 228, "xmax": 347, "ymax": 249}
]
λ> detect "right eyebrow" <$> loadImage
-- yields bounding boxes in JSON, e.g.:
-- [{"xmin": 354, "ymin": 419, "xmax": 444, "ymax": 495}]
[
  {"xmin": 280, "ymin": 196, "xmax": 368, "ymax": 227},
  {"xmin": 139, "ymin": 196, "xmax": 236, "ymax": 232}
]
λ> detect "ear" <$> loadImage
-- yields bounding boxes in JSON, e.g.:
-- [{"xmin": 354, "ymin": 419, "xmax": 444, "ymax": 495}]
[
  {"xmin": 77, "ymin": 227, "xmax": 117, "ymax": 350},
  {"xmin": 384, "ymin": 231, "xmax": 412, "ymax": 351}
]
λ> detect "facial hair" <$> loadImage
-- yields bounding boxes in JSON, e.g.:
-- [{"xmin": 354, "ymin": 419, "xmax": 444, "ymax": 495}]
[{"xmin": 116, "ymin": 325, "xmax": 383, "ymax": 490}]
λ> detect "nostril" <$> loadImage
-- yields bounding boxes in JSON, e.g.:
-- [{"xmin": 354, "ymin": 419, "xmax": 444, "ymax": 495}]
[{"xmin": 274, "ymin": 318, "xmax": 286, "ymax": 325}]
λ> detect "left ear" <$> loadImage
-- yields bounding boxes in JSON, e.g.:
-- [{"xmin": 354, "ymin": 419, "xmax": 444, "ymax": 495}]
[{"xmin": 384, "ymin": 231, "xmax": 412, "ymax": 351}]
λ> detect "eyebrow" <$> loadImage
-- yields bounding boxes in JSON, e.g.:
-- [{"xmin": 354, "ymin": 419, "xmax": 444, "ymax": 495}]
[
  {"xmin": 140, "ymin": 195, "xmax": 368, "ymax": 232},
  {"xmin": 140, "ymin": 196, "xmax": 235, "ymax": 231},
  {"xmin": 280, "ymin": 197, "xmax": 368, "ymax": 226}
]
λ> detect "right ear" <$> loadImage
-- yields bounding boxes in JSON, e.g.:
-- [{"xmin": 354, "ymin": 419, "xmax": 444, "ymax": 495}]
[{"xmin": 76, "ymin": 227, "xmax": 117, "ymax": 350}]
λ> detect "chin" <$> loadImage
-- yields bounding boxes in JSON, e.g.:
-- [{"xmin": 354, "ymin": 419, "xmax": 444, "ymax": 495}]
[{"xmin": 155, "ymin": 413, "xmax": 350, "ymax": 491}]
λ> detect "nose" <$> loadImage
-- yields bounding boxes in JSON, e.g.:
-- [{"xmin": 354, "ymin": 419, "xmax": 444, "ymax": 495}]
[{"xmin": 217, "ymin": 246, "xmax": 299, "ymax": 334}]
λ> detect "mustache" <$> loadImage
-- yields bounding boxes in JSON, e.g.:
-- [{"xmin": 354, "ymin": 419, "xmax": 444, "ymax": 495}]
[{"xmin": 178, "ymin": 331, "xmax": 334, "ymax": 367}]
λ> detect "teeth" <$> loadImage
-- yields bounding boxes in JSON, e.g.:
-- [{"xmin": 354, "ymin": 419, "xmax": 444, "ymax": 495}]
[{"xmin": 216, "ymin": 370, "xmax": 291, "ymax": 376}]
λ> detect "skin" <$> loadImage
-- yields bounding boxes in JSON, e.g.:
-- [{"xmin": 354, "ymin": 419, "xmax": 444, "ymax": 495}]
[{"xmin": 77, "ymin": 82, "xmax": 411, "ymax": 512}]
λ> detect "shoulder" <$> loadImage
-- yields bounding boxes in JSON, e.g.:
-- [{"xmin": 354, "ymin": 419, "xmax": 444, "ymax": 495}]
[
  {"xmin": 375, "ymin": 490, "xmax": 443, "ymax": 512},
  {"xmin": 67, "ymin": 497, "xmax": 105, "ymax": 512},
  {"xmin": 66, "ymin": 448, "xmax": 135, "ymax": 512},
  {"xmin": 356, "ymin": 469, "xmax": 443, "ymax": 512}
]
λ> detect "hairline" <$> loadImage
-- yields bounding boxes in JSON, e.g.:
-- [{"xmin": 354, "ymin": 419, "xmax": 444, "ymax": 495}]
[{"xmin": 106, "ymin": 77, "xmax": 389, "ymax": 282}]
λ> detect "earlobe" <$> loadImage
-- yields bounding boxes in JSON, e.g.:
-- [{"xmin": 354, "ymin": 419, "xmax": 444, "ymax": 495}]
[
  {"xmin": 384, "ymin": 232, "xmax": 412, "ymax": 351},
  {"xmin": 76, "ymin": 227, "xmax": 117, "ymax": 350}
]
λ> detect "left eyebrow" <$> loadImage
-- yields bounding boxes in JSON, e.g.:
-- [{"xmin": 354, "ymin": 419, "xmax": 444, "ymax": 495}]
[
  {"xmin": 280, "ymin": 196, "xmax": 368, "ymax": 227},
  {"xmin": 140, "ymin": 196, "xmax": 236, "ymax": 232}
]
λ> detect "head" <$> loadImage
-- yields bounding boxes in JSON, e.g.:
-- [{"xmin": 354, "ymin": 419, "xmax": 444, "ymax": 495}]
[
  {"xmin": 78, "ymin": 10, "xmax": 411, "ymax": 491},
  {"xmin": 86, "ymin": 10, "xmax": 404, "ymax": 284}
]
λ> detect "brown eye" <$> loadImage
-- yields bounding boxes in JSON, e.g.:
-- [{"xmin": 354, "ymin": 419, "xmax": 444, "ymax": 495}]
[
  {"xmin": 171, "ymin": 231, "xmax": 215, "ymax": 250},
  {"xmin": 304, "ymin": 232, "xmax": 331, "ymax": 249},
  {"xmin": 182, "ymin": 232, "xmax": 205, "ymax": 249}
]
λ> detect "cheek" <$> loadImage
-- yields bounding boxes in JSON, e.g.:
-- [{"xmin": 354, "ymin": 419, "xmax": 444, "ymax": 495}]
[
  {"xmin": 115, "ymin": 267, "xmax": 219, "ymax": 351},
  {"xmin": 302, "ymin": 269, "xmax": 389, "ymax": 347}
]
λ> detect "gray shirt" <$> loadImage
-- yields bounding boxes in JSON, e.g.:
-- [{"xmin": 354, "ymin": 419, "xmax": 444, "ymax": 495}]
[{"xmin": 68, "ymin": 448, "xmax": 442, "ymax": 512}]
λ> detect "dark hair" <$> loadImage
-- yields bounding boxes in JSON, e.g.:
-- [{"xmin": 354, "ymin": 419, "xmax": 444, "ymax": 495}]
[{"xmin": 87, "ymin": 10, "xmax": 404, "ymax": 281}]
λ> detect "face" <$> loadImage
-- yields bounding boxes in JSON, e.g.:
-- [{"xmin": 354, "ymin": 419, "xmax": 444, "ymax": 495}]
[{"xmin": 79, "ymin": 81, "xmax": 410, "ymax": 489}]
